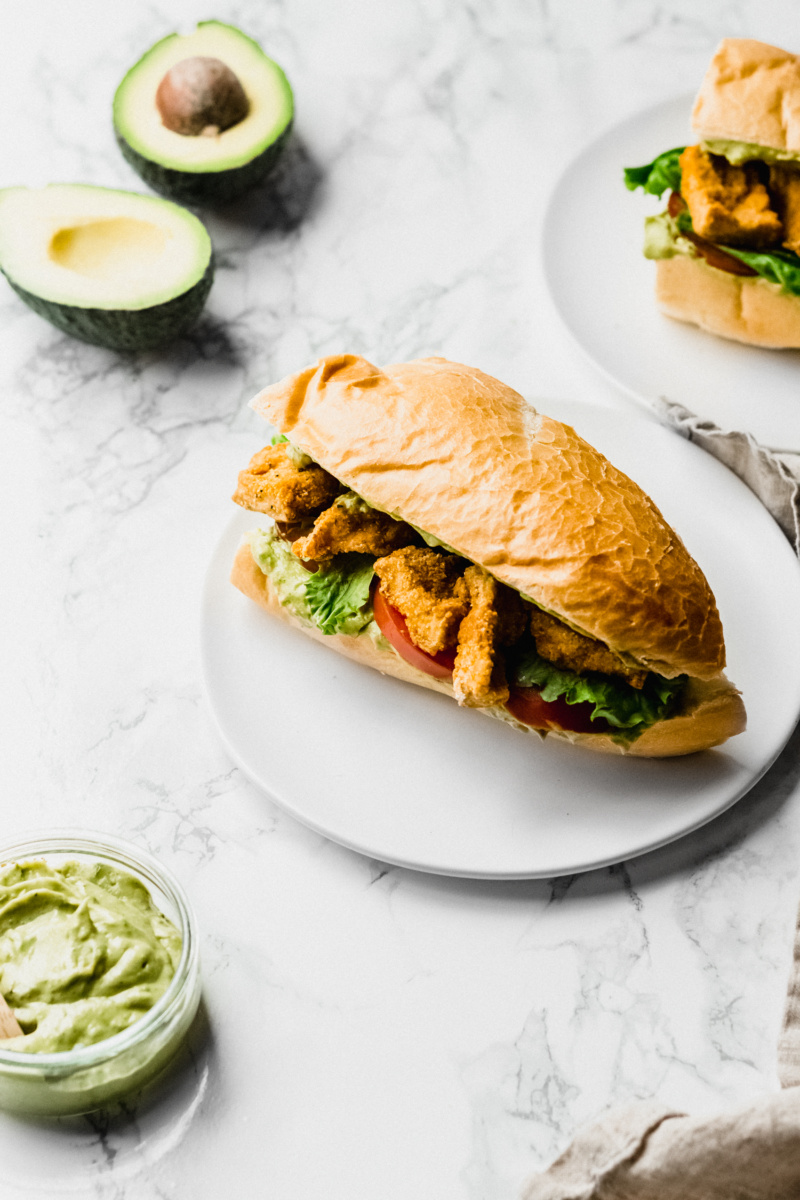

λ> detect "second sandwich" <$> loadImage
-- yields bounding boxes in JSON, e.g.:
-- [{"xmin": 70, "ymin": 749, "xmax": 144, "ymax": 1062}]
[{"xmin": 625, "ymin": 38, "xmax": 800, "ymax": 347}]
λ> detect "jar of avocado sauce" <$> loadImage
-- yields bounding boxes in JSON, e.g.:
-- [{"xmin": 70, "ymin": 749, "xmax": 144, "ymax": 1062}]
[{"xmin": 0, "ymin": 832, "xmax": 200, "ymax": 1116}]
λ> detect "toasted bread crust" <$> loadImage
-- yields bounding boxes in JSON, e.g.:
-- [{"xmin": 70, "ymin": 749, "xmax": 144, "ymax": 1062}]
[
  {"xmin": 248, "ymin": 355, "xmax": 726, "ymax": 681},
  {"xmin": 693, "ymin": 38, "xmax": 800, "ymax": 153}
]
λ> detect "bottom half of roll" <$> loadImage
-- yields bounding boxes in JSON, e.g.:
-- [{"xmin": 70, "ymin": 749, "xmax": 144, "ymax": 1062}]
[
  {"xmin": 231, "ymin": 541, "xmax": 747, "ymax": 758},
  {"xmin": 655, "ymin": 255, "xmax": 800, "ymax": 348}
]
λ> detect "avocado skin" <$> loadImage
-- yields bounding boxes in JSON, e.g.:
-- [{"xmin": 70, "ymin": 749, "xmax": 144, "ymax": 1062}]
[
  {"xmin": 115, "ymin": 121, "xmax": 293, "ymax": 207},
  {"xmin": 4, "ymin": 259, "xmax": 214, "ymax": 351}
]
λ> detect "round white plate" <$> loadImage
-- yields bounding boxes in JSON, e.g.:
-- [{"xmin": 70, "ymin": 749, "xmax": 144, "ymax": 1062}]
[
  {"xmin": 543, "ymin": 94, "xmax": 800, "ymax": 452},
  {"xmin": 201, "ymin": 401, "xmax": 800, "ymax": 878}
]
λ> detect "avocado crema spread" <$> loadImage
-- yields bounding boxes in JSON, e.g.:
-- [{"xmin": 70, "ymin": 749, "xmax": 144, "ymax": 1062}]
[
  {"xmin": 701, "ymin": 138, "xmax": 800, "ymax": 166},
  {"xmin": 249, "ymin": 524, "xmax": 387, "ymax": 643},
  {"xmin": 0, "ymin": 860, "xmax": 181, "ymax": 1054}
]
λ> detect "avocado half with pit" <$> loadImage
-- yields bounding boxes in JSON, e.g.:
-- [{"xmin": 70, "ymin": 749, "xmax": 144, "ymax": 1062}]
[
  {"xmin": 114, "ymin": 21, "xmax": 294, "ymax": 206},
  {"xmin": 0, "ymin": 184, "xmax": 213, "ymax": 351}
]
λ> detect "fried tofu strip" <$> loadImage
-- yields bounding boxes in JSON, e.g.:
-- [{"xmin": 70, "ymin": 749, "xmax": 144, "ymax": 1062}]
[
  {"xmin": 680, "ymin": 145, "xmax": 782, "ymax": 247},
  {"xmin": 292, "ymin": 501, "xmax": 417, "ymax": 562},
  {"xmin": 530, "ymin": 609, "xmax": 648, "ymax": 689},
  {"xmin": 373, "ymin": 547, "xmax": 468, "ymax": 655},
  {"xmin": 232, "ymin": 444, "xmax": 340, "ymax": 523},
  {"xmin": 769, "ymin": 163, "xmax": 800, "ymax": 254},
  {"xmin": 452, "ymin": 567, "xmax": 527, "ymax": 708}
]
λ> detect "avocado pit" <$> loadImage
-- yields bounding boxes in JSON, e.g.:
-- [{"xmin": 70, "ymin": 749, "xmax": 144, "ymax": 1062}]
[{"xmin": 156, "ymin": 56, "xmax": 249, "ymax": 137}]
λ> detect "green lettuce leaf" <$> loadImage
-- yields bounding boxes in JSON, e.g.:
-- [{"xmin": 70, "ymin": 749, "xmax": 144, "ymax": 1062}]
[
  {"xmin": 671, "ymin": 207, "xmax": 800, "ymax": 297},
  {"xmin": 717, "ymin": 245, "xmax": 800, "ymax": 295},
  {"xmin": 624, "ymin": 148, "xmax": 684, "ymax": 197},
  {"xmin": 513, "ymin": 648, "xmax": 684, "ymax": 736},
  {"xmin": 304, "ymin": 555, "xmax": 375, "ymax": 636}
]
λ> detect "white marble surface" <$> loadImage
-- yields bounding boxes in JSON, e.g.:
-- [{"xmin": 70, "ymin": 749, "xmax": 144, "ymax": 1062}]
[{"xmin": 2, "ymin": 1, "xmax": 800, "ymax": 1196}]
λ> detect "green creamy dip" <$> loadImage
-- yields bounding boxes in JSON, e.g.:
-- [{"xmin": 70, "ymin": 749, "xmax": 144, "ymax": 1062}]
[
  {"xmin": 701, "ymin": 137, "xmax": 800, "ymax": 166},
  {"xmin": 0, "ymin": 860, "xmax": 182, "ymax": 1054}
]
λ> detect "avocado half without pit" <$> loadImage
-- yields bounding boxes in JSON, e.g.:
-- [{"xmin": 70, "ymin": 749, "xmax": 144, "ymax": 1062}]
[
  {"xmin": 114, "ymin": 21, "xmax": 294, "ymax": 205},
  {"xmin": 0, "ymin": 184, "xmax": 213, "ymax": 351}
]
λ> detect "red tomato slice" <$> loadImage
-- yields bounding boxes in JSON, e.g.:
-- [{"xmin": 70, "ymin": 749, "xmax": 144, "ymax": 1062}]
[
  {"xmin": 667, "ymin": 190, "xmax": 686, "ymax": 218},
  {"xmin": 683, "ymin": 231, "xmax": 758, "ymax": 277},
  {"xmin": 372, "ymin": 585, "xmax": 456, "ymax": 679},
  {"xmin": 506, "ymin": 686, "xmax": 611, "ymax": 735}
]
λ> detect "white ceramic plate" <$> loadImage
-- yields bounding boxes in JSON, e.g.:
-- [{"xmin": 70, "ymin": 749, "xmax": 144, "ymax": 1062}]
[
  {"xmin": 201, "ymin": 401, "xmax": 800, "ymax": 878},
  {"xmin": 543, "ymin": 94, "xmax": 800, "ymax": 452}
]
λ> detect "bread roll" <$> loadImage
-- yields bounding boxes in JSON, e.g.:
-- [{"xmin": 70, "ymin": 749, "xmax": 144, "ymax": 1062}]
[
  {"xmin": 250, "ymin": 355, "xmax": 725, "ymax": 681},
  {"xmin": 693, "ymin": 38, "xmax": 800, "ymax": 153},
  {"xmin": 656, "ymin": 255, "xmax": 800, "ymax": 348}
]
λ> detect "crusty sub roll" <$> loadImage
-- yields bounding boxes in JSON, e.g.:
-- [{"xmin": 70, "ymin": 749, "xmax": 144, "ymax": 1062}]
[
  {"xmin": 692, "ymin": 39, "xmax": 800, "ymax": 153},
  {"xmin": 233, "ymin": 354, "xmax": 746, "ymax": 757},
  {"xmin": 656, "ymin": 256, "xmax": 800, "ymax": 348},
  {"xmin": 231, "ymin": 542, "xmax": 745, "ymax": 757},
  {"xmin": 251, "ymin": 356, "xmax": 724, "ymax": 680}
]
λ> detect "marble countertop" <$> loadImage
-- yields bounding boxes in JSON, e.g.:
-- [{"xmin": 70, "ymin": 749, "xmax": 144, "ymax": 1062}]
[{"xmin": 2, "ymin": 1, "xmax": 800, "ymax": 1196}]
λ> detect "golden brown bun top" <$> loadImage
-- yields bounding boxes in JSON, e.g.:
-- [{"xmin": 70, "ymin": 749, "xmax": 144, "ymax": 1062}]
[
  {"xmin": 692, "ymin": 38, "xmax": 800, "ymax": 151},
  {"xmin": 250, "ymin": 355, "xmax": 726, "ymax": 679}
]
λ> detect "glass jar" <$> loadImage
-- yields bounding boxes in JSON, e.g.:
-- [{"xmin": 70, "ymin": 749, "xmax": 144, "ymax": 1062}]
[{"xmin": 0, "ymin": 831, "xmax": 201, "ymax": 1116}]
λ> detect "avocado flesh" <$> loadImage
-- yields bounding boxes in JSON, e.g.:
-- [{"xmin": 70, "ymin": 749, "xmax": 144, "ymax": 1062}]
[
  {"xmin": 114, "ymin": 21, "xmax": 294, "ymax": 205},
  {"xmin": 0, "ymin": 184, "xmax": 213, "ymax": 349}
]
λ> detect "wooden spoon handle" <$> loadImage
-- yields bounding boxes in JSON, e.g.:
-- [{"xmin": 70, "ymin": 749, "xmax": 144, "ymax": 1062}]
[{"xmin": 0, "ymin": 992, "xmax": 22, "ymax": 1039}]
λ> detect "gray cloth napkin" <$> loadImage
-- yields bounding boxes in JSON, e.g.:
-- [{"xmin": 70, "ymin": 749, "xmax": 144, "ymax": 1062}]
[
  {"xmin": 653, "ymin": 398, "xmax": 800, "ymax": 553},
  {"xmin": 522, "ymin": 406, "xmax": 800, "ymax": 1199}
]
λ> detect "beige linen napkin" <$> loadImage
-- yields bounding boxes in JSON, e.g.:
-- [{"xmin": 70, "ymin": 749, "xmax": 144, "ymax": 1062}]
[
  {"xmin": 522, "ymin": 407, "xmax": 800, "ymax": 1198},
  {"xmin": 521, "ymin": 1091, "xmax": 800, "ymax": 1199},
  {"xmin": 521, "ymin": 910, "xmax": 800, "ymax": 1200}
]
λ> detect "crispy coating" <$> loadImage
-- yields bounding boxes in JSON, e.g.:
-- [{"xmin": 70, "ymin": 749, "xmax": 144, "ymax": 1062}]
[
  {"xmin": 769, "ymin": 163, "xmax": 800, "ymax": 253},
  {"xmin": 452, "ymin": 566, "xmax": 527, "ymax": 708},
  {"xmin": 679, "ymin": 145, "xmax": 782, "ymax": 247},
  {"xmin": 292, "ymin": 501, "xmax": 417, "ymax": 562},
  {"xmin": 530, "ymin": 609, "xmax": 648, "ymax": 689},
  {"xmin": 373, "ymin": 547, "xmax": 468, "ymax": 655},
  {"xmin": 232, "ymin": 444, "xmax": 340, "ymax": 522}
]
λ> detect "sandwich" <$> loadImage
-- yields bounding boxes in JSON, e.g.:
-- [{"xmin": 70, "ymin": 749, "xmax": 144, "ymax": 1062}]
[
  {"xmin": 230, "ymin": 354, "xmax": 746, "ymax": 757},
  {"xmin": 625, "ymin": 38, "xmax": 800, "ymax": 347}
]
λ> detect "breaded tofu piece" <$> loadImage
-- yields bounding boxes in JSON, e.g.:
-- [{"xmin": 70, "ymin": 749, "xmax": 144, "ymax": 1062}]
[
  {"xmin": 530, "ymin": 609, "xmax": 648, "ymax": 689},
  {"xmin": 232, "ymin": 444, "xmax": 340, "ymax": 522},
  {"xmin": 292, "ymin": 500, "xmax": 417, "ymax": 562},
  {"xmin": 373, "ymin": 547, "xmax": 468, "ymax": 655},
  {"xmin": 452, "ymin": 566, "xmax": 527, "ymax": 708},
  {"xmin": 769, "ymin": 163, "xmax": 800, "ymax": 253},
  {"xmin": 679, "ymin": 145, "xmax": 782, "ymax": 247}
]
